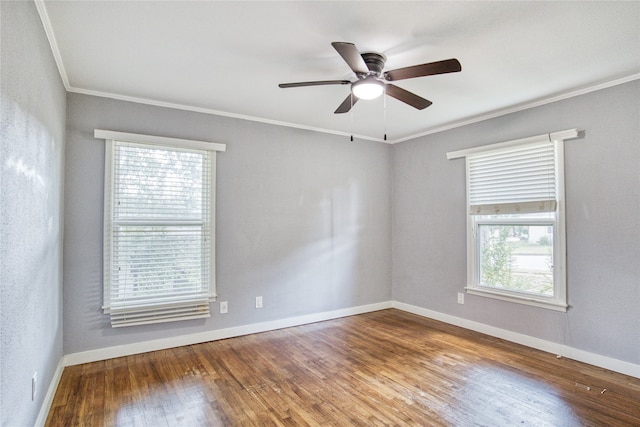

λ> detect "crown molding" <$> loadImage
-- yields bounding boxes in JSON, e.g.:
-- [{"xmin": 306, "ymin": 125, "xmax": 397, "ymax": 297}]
[
  {"xmin": 69, "ymin": 86, "xmax": 385, "ymax": 143},
  {"xmin": 35, "ymin": 1, "xmax": 638, "ymax": 145},
  {"xmin": 64, "ymin": 74, "xmax": 640, "ymax": 145},
  {"xmin": 34, "ymin": 0, "xmax": 70, "ymax": 91},
  {"xmin": 390, "ymin": 73, "xmax": 640, "ymax": 144}
]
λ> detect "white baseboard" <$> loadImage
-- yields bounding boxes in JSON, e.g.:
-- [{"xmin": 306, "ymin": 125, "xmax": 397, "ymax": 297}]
[
  {"xmin": 35, "ymin": 301, "xmax": 640, "ymax": 426},
  {"xmin": 64, "ymin": 301, "xmax": 393, "ymax": 366},
  {"xmin": 34, "ymin": 356, "xmax": 65, "ymax": 427},
  {"xmin": 62, "ymin": 300, "xmax": 639, "ymax": 380},
  {"xmin": 393, "ymin": 301, "xmax": 640, "ymax": 379}
]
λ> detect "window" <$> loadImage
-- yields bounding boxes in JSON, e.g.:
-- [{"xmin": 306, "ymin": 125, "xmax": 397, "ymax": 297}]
[
  {"xmin": 96, "ymin": 130, "xmax": 225, "ymax": 327},
  {"xmin": 447, "ymin": 129, "xmax": 578, "ymax": 311}
]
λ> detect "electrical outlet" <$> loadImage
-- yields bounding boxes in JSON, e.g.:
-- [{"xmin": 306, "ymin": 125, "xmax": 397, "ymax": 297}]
[
  {"xmin": 457, "ymin": 292, "xmax": 465, "ymax": 304},
  {"xmin": 220, "ymin": 301, "xmax": 228, "ymax": 314},
  {"xmin": 255, "ymin": 296, "xmax": 263, "ymax": 309},
  {"xmin": 32, "ymin": 372, "xmax": 38, "ymax": 401}
]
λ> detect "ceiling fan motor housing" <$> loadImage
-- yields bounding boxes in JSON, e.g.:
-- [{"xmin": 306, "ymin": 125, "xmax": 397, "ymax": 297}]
[{"xmin": 360, "ymin": 52, "xmax": 386, "ymax": 77}]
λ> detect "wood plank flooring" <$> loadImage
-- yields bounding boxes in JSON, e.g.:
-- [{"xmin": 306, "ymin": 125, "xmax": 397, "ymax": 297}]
[{"xmin": 46, "ymin": 309, "xmax": 640, "ymax": 426}]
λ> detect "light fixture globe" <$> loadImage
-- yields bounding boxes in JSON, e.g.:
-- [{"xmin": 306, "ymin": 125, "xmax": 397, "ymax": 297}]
[{"xmin": 351, "ymin": 77, "xmax": 384, "ymax": 100}]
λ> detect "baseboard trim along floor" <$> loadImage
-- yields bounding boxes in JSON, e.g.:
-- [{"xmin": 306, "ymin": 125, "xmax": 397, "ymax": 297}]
[
  {"xmin": 393, "ymin": 301, "xmax": 640, "ymax": 379},
  {"xmin": 40, "ymin": 300, "xmax": 638, "ymax": 425},
  {"xmin": 62, "ymin": 300, "xmax": 640, "ymax": 378}
]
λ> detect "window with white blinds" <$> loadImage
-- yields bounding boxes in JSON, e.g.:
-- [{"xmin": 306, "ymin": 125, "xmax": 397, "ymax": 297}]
[
  {"xmin": 447, "ymin": 129, "xmax": 578, "ymax": 312},
  {"xmin": 98, "ymin": 130, "xmax": 225, "ymax": 327},
  {"xmin": 467, "ymin": 140, "xmax": 557, "ymax": 215}
]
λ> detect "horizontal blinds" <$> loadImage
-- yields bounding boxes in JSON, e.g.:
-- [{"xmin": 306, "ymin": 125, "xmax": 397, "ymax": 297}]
[
  {"xmin": 468, "ymin": 141, "xmax": 557, "ymax": 215},
  {"xmin": 105, "ymin": 141, "xmax": 213, "ymax": 327}
]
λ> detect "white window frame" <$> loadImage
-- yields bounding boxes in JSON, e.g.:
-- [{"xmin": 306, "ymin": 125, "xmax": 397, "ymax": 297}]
[
  {"xmin": 447, "ymin": 129, "xmax": 579, "ymax": 312},
  {"xmin": 95, "ymin": 129, "xmax": 226, "ymax": 327}
]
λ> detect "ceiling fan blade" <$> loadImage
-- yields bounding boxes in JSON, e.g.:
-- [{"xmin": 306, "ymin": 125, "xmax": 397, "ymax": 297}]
[
  {"xmin": 384, "ymin": 58, "xmax": 461, "ymax": 81},
  {"xmin": 334, "ymin": 94, "xmax": 358, "ymax": 114},
  {"xmin": 385, "ymin": 84, "xmax": 432, "ymax": 110},
  {"xmin": 279, "ymin": 80, "xmax": 351, "ymax": 88},
  {"xmin": 331, "ymin": 42, "xmax": 369, "ymax": 75}
]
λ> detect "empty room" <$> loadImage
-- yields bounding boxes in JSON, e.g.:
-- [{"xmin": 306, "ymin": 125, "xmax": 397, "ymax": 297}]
[{"xmin": 1, "ymin": 1, "xmax": 639, "ymax": 426}]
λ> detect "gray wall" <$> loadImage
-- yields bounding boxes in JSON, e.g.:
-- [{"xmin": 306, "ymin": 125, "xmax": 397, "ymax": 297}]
[
  {"xmin": 0, "ymin": 1, "xmax": 66, "ymax": 426},
  {"xmin": 64, "ymin": 93, "xmax": 392, "ymax": 354},
  {"xmin": 392, "ymin": 80, "xmax": 640, "ymax": 365},
  {"xmin": 64, "ymin": 81, "xmax": 639, "ymax": 366},
  {"xmin": 1, "ymin": 5, "xmax": 636, "ymax": 423}
]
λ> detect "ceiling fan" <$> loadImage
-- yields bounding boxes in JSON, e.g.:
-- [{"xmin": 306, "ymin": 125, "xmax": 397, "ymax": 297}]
[{"xmin": 279, "ymin": 42, "xmax": 461, "ymax": 114}]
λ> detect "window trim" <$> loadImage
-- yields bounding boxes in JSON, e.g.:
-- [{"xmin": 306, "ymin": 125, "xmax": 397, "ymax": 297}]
[
  {"xmin": 96, "ymin": 129, "xmax": 226, "ymax": 327},
  {"xmin": 448, "ymin": 129, "xmax": 578, "ymax": 312}
]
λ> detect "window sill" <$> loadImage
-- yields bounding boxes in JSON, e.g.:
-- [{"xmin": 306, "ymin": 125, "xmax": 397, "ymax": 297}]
[{"xmin": 465, "ymin": 287, "xmax": 568, "ymax": 312}]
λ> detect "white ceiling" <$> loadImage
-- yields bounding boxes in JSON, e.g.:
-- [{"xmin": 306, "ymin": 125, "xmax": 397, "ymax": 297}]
[{"xmin": 40, "ymin": 1, "xmax": 640, "ymax": 142}]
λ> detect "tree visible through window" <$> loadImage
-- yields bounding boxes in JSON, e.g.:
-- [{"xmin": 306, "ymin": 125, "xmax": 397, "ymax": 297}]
[
  {"xmin": 479, "ymin": 222, "xmax": 553, "ymax": 296},
  {"xmin": 447, "ymin": 130, "xmax": 577, "ymax": 311}
]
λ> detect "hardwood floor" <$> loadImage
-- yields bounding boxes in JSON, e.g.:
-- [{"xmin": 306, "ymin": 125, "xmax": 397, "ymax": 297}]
[{"xmin": 46, "ymin": 309, "xmax": 640, "ymax": 426}]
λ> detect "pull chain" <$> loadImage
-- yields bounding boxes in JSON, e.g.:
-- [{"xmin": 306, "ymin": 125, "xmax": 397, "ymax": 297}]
[
  {"xmin": 350, "ymin": 92, "xmax": 354, "ymax": 142},
  {"xmin": 383, "ymin": 89, "xmax": 387, "ymax": 141}
]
